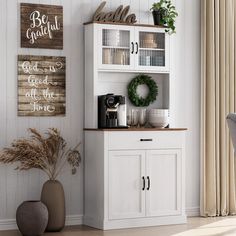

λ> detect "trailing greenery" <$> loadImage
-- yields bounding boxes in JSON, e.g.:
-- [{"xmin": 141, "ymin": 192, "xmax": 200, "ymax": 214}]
[
  {"xmin": 128, "ymin": 74, "xmax": 158, "ymax": 107},
  {"xmin": 150, "ymin": 0, "xmax": 178, "ymax": 34}
]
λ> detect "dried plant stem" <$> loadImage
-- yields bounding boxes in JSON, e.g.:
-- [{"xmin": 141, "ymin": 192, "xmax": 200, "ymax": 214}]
[
  {"xmin": 0, "ymin": 128, "xmax": 81, "ymax": 180},
  {"xmin": 53, "ymin": 149, "xmax": 71, "ymax": 180}
]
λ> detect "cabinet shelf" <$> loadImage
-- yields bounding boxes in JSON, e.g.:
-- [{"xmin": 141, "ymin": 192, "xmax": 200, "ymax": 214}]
[
  {"xmin": 102, "ymin": 46, "xmax": 130, "ymax": 50},
  {"xmin": 97, "ymin": 68, "xmax": 169, "ymax": 73},
  {"xmin": 139, "ymin": 48, "xmax": 165, "ymax": 51}
]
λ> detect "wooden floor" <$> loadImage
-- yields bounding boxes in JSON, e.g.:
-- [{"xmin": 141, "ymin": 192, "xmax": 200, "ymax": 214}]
[{"xmin": 1, "ymin": 217, "xmax": 236, "ymax": 236}]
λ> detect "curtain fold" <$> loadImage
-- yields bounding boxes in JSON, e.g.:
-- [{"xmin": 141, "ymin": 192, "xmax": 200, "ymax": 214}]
[{"xmin": 201, "ymin": 0, "xmax": 236, "ymax": 216}]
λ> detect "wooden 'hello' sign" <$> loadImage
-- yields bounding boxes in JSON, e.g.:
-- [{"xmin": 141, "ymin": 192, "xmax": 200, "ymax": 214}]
[
  {"xmin": 18, "ymin": 55, "xmax": 66, "ymax": 116},
  {"xmin": 20, "ymin": 3, "xmax": 63, "ymax": 49},
  {"xmin": 93, "ymin": 1, "xmax": 137, "ymax": 24}
]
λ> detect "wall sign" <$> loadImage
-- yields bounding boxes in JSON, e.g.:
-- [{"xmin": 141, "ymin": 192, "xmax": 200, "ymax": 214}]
[
  {"xmin": 93, "ymin": 1, "xmax": 137, "ymax": 24},
  {"xmin": 20, "ymin": 3, "xmax": 63, "ymax": 49},
  {"xmin": 18, "ymin": 55, "xmax": 66, "ymax": 116}
]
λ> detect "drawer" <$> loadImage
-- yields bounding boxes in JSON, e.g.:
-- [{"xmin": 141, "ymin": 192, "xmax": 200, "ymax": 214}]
[{"xmin": 107, "ymin": 131, "xmax": 185, "ymax": 150}]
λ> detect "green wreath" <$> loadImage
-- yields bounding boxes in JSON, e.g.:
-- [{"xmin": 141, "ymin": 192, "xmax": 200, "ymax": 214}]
[{"xmin": 127, "ymin": 74, "xmax": 158, "ymax": 107}]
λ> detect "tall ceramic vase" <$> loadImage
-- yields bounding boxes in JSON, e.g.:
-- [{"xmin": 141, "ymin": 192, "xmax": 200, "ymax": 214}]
[{"xmin": 41, "ymin": 180, "xmax": 65, "ymax": 232}]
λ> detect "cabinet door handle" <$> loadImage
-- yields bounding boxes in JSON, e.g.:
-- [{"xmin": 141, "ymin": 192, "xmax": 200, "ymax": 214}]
[
  {"xmin": 147, "ymin": 176, "xmax": 150, "ymax": 190},
  {"xmin": 140, "ymin": 138, "xmax": 153, "ymax": 142},
  {"xmin": 142, "ymin": 176, "xmax": 145, "ymax": 191},
  {"xmin": 135, "ymin": 42, "xmax": 139, "ymax": 54},
  {"xmin": 131, "ymin": 42, "xmax": 134, "ymax": 54}
]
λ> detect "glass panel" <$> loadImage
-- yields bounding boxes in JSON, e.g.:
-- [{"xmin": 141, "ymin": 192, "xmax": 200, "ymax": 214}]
[
  {"xmin": 103, "ymin": 29, "xmax": 130, "ymax": 47},
  {"xmin": 103, "ymin": 48, "xmax": 130, "ymax": 65},
  {"xmin": 139, "ymin": 32, "xmax": 165, "ymax": 49},
  {"xmin": 139, "ymin": 50, "xmax": 165, "ymax": 67},
  {"xmin": 102, "ymin": 29, "xmax": 130, "ymax": 65},
  {"xmin": 139, "ymin": 31, "xmax": 165, "ymax": 67}
]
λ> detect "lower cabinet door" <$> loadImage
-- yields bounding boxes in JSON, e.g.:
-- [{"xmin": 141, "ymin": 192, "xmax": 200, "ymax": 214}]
[
  {"xmin": 146, "ymin": 149, "xmax": 182, "ymax": 217},
  {"xmin": 108, "ymin": 150, "xmax": 146, "ymax": 220}
]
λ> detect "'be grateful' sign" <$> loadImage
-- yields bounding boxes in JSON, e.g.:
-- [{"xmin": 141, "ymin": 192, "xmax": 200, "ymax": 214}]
[
  {"xmin": 20, "ymin": 3, "xmax": 63, "ymax": 49},
  {"xmin": 18, "ymin": 55, "xmax": 66, "ymax": 116}
]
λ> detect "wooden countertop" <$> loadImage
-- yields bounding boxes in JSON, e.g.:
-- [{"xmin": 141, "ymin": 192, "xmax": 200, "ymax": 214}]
[{"xmin": 84, "ymin": 128, "xmax": 187, "ymax": 131}]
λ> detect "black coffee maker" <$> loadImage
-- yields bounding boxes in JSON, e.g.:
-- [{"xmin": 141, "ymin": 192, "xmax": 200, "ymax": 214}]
[{"xmin": 98, "ymin": 94, "xmax": 126, "ymax": 128}]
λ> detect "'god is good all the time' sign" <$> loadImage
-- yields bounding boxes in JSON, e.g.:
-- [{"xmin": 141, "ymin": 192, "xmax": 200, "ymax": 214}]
[
  {"xmin": 18, "ymin": 55, "xmax": 66, "ymax": 116},
  {"xmin": 20, "ymin": 3, "xmax": 63, "ymax": 49}
]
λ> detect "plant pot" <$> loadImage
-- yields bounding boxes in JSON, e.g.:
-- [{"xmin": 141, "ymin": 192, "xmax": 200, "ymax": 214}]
[
  {"xmin": 152, "ymin": 10, "xmax": 166, "ymax": 26},
  {"xmin": 16, "ymin": 201, "xmax": 48, "ymax": 236},
  {"xmin": 41, "ymin": 180, "xmax": 65, "ymax": 232}
]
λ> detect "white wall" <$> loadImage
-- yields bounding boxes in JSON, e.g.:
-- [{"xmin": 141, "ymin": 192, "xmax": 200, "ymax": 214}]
[
  {"xmin": 0, "ymin": 0, "xmax": 201, "ymax": 229},
  {"xmin": 174, "ymin": 0, "xmax": 201, "ymax": 215}
]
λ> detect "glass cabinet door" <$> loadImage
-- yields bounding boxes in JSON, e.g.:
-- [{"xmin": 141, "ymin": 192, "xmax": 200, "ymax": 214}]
[
  {"xmin": 98, "ymin": 26, "xmax": 134, "ymax": 70},
  {"xmin": 136, "ymin": 29, "xmax": 169, "ymax": 71},
  {"xmin": 97, "ymin": 26, "xmax": 169, "ymax": 72}
]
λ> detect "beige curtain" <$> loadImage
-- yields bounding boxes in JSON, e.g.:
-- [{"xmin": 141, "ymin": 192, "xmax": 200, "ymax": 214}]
[{"xmin": 201, "ymin": 0, "xmax": 236, "ymax": 216}]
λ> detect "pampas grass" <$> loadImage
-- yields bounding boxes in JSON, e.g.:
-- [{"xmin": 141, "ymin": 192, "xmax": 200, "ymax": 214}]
[{"xmin": 0, "ymin": 128, "xmax": 81, "ymax": 180}]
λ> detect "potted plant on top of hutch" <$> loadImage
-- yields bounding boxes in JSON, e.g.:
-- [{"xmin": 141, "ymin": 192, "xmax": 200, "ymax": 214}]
[{"xmin": 150, "ymin": 0, "xmax": 178, "ymax": 34}]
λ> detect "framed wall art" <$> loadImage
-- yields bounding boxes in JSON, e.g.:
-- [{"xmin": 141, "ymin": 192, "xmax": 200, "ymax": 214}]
[
  {"xmin": 20, "ymin": 3, "xmax": 63, "ymax": 49},
  {"xmin": 18, "ymin": 55, "xmax": 66, "ymax": 116}
]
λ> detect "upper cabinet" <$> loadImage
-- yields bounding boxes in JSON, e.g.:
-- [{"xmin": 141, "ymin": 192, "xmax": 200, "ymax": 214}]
[{"xmin": 86, "ymin": 23, "xmax": 170, "ymax": 73}]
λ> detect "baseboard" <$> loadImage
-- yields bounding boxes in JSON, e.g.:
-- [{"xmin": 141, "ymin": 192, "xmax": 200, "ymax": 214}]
[
  {"xmin": 0, "ymin": 209, "xmax": 200, "ymax": 231},
  {"xmin": 65, "ymin": 214, "xmax": 83, "ymax": 226},
  {"xmin": 186, "ymin": 207, "xmax": 200, "ymax": 217},
  {"xmin": 0, "ymin": 219, "xmax": 17, "ymax": 231},
  {"xmin": 84, "ymin": 215, "xmax": 187, "ymax": 230},
  {"xmin": 0, "ymin": 214, "xmax": 83, "ymax": 231}
]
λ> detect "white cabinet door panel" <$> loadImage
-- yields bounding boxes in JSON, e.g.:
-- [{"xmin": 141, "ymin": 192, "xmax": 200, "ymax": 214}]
[
  {"xmin": 146, "ymin": 149, "xmax": 181, "ymax": 217},
  {"xmin": 108, "ymin": 150, "xmax": 146, "ymax": 220}
]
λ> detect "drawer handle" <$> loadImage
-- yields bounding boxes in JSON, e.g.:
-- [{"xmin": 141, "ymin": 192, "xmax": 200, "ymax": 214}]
[
  {"xmin": 140, "ymin": 138, "xmax": 153, "ymax": 142},
  {"xmin": 142, "ymin": 176, "xmax": 145, "ymax": 191},
  {"xmin": 147, "ymin": 176, "xmax": 150, "ymax": 190}
]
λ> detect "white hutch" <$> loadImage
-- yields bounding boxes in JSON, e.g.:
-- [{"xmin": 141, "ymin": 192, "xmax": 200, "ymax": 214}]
[{"xmin": 84, "ymin": 22, "xmax": 187, "ymax": 230}]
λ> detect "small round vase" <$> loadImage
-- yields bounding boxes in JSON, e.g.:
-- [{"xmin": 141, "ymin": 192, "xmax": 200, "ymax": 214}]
[
  {"xmin": 41, "ymin": 180, "xmax": 65, "ymax": 232},
  {"xmin": 16, "ymin": 201, "xmax": 48, "ymax": 236}
]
